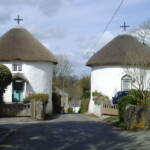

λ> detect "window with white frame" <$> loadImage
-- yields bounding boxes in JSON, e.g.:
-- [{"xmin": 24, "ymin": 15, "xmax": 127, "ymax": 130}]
[
  {"xmin": 13, "ymin": 63, "xmax": 22, "ymax": 72},
  {"xmin": 121, "ymin": 75, "xmax": 132, "ymax": 90}
]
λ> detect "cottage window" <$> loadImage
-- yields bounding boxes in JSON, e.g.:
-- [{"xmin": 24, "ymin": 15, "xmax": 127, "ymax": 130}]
[
  {"xmin": 13, "ymin": 63, "xmax": 22, "ymax": 72},
  {"xmin": 121, "ymin": 75, "xmax": 132, "ymax": 90}
]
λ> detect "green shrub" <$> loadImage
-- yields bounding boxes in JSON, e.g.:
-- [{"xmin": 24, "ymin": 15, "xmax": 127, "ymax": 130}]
[
  {"xmin": 0, "ymin": 64, "xmax": 12, "ymax": 103},
  {"xmin": 52, "ymin": 91, "xmax": 61, "ymax": 114},
  {"xmin": 128, "ymin": 89, "xmax": 143, "ymax": 105},
  {"xmin": 82, "ymin": 90, "xmax": 90, "ymax": 99},
  {"xmin": 33, "ymin": 93, "xmax": 49, "ymax": 105},
  {"xmin": 68, "ymin": 106, "xmax": 73, "ymax": 113},
  {"xmin": 118, "ymin": 89, "xmax": 150, "ymax": 127},
  {"xmin": 92, "ymin": 90, "xmax": 110, "ymax": 105},
  {"xmin": 118, "ymin": 95, "xmax": 136, "ymax": 122},
  {"xmin": 23, "ymin": 95, "xmax": 33, "ymax": 104},
  {"xmin": 140, "ymin": 98, "xmax": 150, "ymax": 105},
  {"xmin": 78, "ymin": 98, "xmax": 90, "ymax": 113}
]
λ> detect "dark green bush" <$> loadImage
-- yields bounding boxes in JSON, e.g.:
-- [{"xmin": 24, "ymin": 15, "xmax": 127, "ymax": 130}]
[
  {"xmin": 52, "ymin": 91, "xmax": 61, "ymax": 114},
  {"xmin": 68, "ymin": 106, "xmax": 73, "ymax": 113},
  {"xmin": 23, "ymin": 95, "xmax": 33, "ymax": 104},
  {"xmin": 82, "ymin": 90, "xmax": 90, "ymax": 99},
  {"xmin": 118, "ymin": 89, "xmax": 150, "ymax": 127},
  {"xmin": 0, "ymin": 64, "xmax": 12, "ymax": 103},
  {"xmin": 128, "ymin": 89, "xmax": 143, "ymax": 105},
  {"xmin": 141, "ymin": 98, "xmax": 150, "ymax": 105},
  {"xmin": 118, "ymin": 89, "xmax": 141, "ymax": 123},
  {"xmin": 33, "ymin": 93, "xmax": 49, "ymax": 105},
  {"xmin": 118, "ymin": 95, "xmax": 136, "ymax": 122}
]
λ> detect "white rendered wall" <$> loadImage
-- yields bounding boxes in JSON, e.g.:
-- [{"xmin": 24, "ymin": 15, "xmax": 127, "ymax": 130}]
[
  {"xmin": 72, "ymin": 107, "xmax": 80, "ymax": 113},
  {"xmin": 0, "ymin": 61, "xmax": 54, "ymax": 115},
  {"xmin": 23, "ymin": 61, "xmax": 53, "ymax": 115},
  {"xmin": 88, "ymin": 65, "xmax": 125, "ymax": 116}
]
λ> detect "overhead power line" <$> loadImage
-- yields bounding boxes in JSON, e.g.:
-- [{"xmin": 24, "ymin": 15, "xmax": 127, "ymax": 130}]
[
  {"xmin": 73, "ymin": 0, "xmax": 124, "ymax": 70},
  {"xmin": 87, "ymin": 0, "xmax": 124, "ymax": 53}
]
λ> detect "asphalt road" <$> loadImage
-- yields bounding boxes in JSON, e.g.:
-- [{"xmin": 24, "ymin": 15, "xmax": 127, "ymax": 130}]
[{"xmin": 0, "ymin": 114, "xmax": 150, "ymax": 150}]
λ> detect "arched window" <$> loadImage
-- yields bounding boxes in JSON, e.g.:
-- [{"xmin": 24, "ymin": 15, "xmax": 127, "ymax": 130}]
[{"xmin": 121, "ymin": 75, "xmax": 132, "ymax": 90}]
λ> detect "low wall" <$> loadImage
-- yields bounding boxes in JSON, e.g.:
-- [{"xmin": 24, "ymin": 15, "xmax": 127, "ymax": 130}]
[
  {"xmin": 1, "ymin": 101, "xmax": 47, "ymax": 120},
  {"xmin": 124, "ymin": 105, "xmax": 150, "ymax": 130},
  {"xmin": 93, "ymin": 104, "xmax": 101, "ymax": 117},
  {"xmin": 32, "ymin": 100, "xmax": 47, "ymax": 120},
  {"xmin": 2, "ymin": 103, "xmax": 31, "ymax": 117}
]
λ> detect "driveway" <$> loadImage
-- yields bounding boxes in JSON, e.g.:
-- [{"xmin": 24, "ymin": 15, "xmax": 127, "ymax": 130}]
[{"xmin": 0, "ymin": 114, "xmax": 150, "ymax": 150}]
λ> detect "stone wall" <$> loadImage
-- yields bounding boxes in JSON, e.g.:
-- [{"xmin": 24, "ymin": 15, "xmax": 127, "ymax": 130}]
[
  {"xmin": 2, "ymin": 103, "xmax": 32, "ymax": 117},
  {"xmin": 124, "ymin": 105, "xmax": 150, "ymax": 130},
  {"xmin": 2, "ymin": 101, "xmax": 47, "ymax": 120}
]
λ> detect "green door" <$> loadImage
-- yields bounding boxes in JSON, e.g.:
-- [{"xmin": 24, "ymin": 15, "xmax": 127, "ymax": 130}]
[{"xmin": 13, "ymin": 82, "xmax": 23, "ymax": 102}]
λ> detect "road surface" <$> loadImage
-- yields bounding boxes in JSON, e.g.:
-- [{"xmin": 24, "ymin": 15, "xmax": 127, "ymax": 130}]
[{"xmin": 0, "ymin": 114, "xmax": 150, "ymax": 150}]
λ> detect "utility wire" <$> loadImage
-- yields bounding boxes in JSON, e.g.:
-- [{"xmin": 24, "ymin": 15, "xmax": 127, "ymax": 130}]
[
  {"xmin": 73, "ymin": 0, "xmax": 124, "ymax": 70},
  {"xmin": 87, "ymin": 0, "xmax": 124, "ymax": 53}
]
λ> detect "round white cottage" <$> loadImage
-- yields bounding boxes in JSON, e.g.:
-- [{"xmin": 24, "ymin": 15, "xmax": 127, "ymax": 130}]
[
  {"xmin": 0, "ymin": 27, "xmax": 57, "ymax": 115},
  {"xmin": 86, "ymin": 34, "xmax": 150, "ymax": 116}
]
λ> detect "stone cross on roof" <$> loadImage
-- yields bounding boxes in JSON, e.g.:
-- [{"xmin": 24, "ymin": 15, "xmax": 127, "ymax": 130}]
[
  {"xmin": 120, "ymin": 22, "xmax": 130, "ymax": 31},
  {"xmin": 14, "ymin": 15, "xmax": 23, "ymax": 25}
]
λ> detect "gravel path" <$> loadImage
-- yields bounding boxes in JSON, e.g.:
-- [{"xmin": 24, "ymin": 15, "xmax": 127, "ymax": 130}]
[{"xmin": 0, "ymin": 114, "xmax": 150, "ymax": 150}]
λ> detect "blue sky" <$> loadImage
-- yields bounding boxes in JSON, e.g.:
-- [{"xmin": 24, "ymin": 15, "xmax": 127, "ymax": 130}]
[{"xmin": 0, "ymin": 0, "xmax": 150, "ymax": 76}]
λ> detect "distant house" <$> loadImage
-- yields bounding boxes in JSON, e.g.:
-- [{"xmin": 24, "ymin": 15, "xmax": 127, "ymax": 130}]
[
  {"xmin": 68, "ymin": 100, "xmax": 81, "ymax": 113},
  {"xmin": 0, "ymin": 27, "xmax": 57, "ymax": 115},
  {"xmin": 86, "ymin": 34, "xmax": 150, "ymax": 116}
]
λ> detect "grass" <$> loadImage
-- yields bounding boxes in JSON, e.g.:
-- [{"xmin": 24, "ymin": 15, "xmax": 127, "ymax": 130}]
[
  {"xmin": 103, "ymin": 116, "xmax": 119, "ymax": 122},
  {"xmin": 88, "ymin": 113, "xmax": 99, "ymax": 118}
]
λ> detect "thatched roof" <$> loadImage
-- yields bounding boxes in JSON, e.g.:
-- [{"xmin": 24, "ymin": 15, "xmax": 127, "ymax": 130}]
[
  {"xmin": 12, "ymin": 73, "xmax": 29, "ymax": 83},
  {"xmin": 86, "ymin": 34, "xmax": 150, "ymax": 67},
  {"xmin": 0, "ymin": 27, "xmax": 57, "ymax": 64}
]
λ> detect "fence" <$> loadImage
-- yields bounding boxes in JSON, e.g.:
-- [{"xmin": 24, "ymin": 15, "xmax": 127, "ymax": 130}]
[{"xmin": 101, "ymin": 101, "xmax": 118, "ymax": 116}]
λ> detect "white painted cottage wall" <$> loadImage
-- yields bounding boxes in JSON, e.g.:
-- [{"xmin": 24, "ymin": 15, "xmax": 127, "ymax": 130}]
[
  {"xmin": 0, "ymin": 61, "xmax": 53, "ymax": 115},
  {"xmin": 88, "ymin": 65, "xmax": 150, "ymax": 116},
  {"xmin": 88, "ymin": 65, "xmax": 125, "ymax": 116}
]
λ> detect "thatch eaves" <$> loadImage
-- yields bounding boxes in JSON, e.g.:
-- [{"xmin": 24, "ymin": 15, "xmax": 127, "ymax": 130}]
[{"xmin": 86, "ymin": 34, "xmax": 150, "ymax": 67}]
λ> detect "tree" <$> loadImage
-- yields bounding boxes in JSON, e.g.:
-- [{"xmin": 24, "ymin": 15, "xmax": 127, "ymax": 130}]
[
  {"xmin": 78, "ymin": 76, "xmax": 91, "ymax": 113},
  {"xmin": 124, "ymin": 50, "xmax": 150, "ymax": 100},
  {"xmin": 0, "ymin": 64, "xmax": 12, "ymax": 114},
  {"xmin": 79, "ymin": 76, "xmax": 91, "ymax": 99},
  {"xmin": 53, "ymin": 54, "xmax": 73, "ymax": 90},
  {"xmin": 129, "ymin": 19, "xmax": 150, "ymax": 46}
]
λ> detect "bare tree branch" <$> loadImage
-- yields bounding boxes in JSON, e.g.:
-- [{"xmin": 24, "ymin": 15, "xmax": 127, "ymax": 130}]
[
  {"xmin": 129, "ymin": 19, "xmax": 150, "ymax": 46},
  {"xmin": 124, "ymin": 50, "xmax": 150, "ymax": 99},
  {"xmin": 53, "ymin": 54, "xmax": 73, "ymax": 90}
]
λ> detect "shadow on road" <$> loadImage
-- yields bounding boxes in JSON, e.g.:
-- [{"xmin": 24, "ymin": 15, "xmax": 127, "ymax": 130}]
[{"xmin": 0, "ymin": 115, "xmax": 148, "ymax": 150}]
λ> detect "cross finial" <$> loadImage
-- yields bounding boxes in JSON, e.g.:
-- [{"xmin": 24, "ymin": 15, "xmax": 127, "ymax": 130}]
[
  {"xmin": 14, "ymin": 15, "xmax": 23, "ymax": 25},
  {"xmin": 120, "ymin": 22, "xmax": 130, "ymax": 31}
]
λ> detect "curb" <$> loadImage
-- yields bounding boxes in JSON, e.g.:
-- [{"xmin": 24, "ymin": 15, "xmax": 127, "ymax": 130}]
[{"xmin": 0, "ymin": 129, "xmax": 15, "ymax": 144}]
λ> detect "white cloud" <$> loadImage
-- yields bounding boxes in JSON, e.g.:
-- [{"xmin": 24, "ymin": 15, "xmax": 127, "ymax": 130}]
[
  {"xmin": 0, "ymin": 0, "xmax": 62, "ymax": 16},
  {"xmin": 76, "ymin": 31, "xmax": 114, "ymax": 55},
  {"xmin": 38, "ymin": 0, "xmax": 62, "ymax": 16},
  {"xmin": 27, "ymin": 24, "xmax": 66, "ymax": 39},
  {"xmin": 0, "ymin": 7, "xmax": 11, "ymax": 22},
  {"xmin": 94, "ymin": 31, "xmax": 114, "ymax": 51}
]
